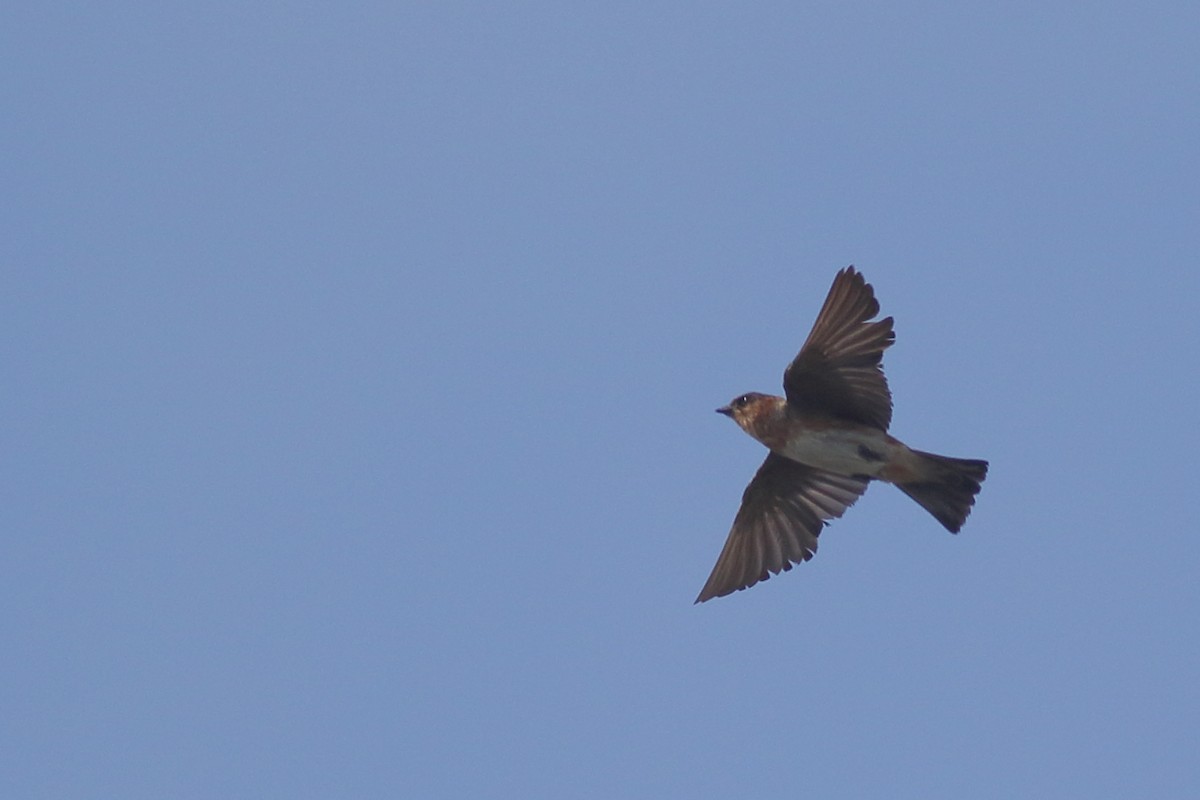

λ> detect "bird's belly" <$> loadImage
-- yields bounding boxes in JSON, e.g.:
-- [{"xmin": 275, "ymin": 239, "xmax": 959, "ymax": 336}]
[{"xmin": 772, "ymin": 428, "xmax": 902, "ymax": 478}]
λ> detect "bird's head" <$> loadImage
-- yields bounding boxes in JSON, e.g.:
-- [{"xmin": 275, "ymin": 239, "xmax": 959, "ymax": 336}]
[{"xmin": 716, "ymin": 392, "xmax": 778, "ymax": 435}]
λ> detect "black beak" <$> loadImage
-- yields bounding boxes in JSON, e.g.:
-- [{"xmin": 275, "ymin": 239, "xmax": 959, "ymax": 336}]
[{"xmin": 716, "ymin": 405, "xmax": 733, "ymax": 417}]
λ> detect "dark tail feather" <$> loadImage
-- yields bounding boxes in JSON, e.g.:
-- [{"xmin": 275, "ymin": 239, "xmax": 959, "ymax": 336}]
[{"xmin": 896, "ymin": 451, "xmax": 988, "ymax": 533}]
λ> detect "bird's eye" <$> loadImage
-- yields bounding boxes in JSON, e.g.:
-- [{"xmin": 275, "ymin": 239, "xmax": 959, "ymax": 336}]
[{"xmin": 736, "ymin": 394, "xmax": 752, "ymax": 407}]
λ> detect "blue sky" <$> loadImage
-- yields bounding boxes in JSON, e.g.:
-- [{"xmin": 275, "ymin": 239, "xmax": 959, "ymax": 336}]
[{"xmin": 5, "ymin": 3, "xmax": 1198, "ymax": 797}]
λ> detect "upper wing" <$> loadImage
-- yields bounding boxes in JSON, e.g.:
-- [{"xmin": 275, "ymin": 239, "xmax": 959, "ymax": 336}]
[
  {"xmin": 783, "ymin": 266, "xmax": 895, "ymax": 431},
  {"xmin": 695, "ymin": 453, "xmax": 869, "ymax": 603}
]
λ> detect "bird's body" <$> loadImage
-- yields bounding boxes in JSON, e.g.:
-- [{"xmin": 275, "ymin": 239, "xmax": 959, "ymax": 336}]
[
  {"xmin": 697, "ymin": 267, "xmax": 987, "ymax": 603},
  {"xmin": 728, "ymin": 395, "xmax": 911, "ymax": 480}
]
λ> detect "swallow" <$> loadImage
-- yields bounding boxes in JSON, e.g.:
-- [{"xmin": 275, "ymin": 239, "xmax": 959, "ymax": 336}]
[{"xmin": 696, "ymin": 266, "xmax": 988, "ymax": 603}]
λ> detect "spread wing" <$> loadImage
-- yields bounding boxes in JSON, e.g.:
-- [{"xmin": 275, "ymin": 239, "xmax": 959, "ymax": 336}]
[
  {"xmin": 695, "ymin": 453, "xmax": 869, "ymax": 603},
  {"xmin": 783, "ymin": 266, "xmax": 895, "ymax": 431}
]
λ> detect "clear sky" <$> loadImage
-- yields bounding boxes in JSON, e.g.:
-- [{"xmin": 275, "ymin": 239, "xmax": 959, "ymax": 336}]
[{"xmin": 5, "ymin": 3, "xmax": 1199, "ymax": 797}]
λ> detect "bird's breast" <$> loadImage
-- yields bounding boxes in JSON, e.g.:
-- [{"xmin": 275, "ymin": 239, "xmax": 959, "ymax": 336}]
[{"xmin": 760, "ymin": 422, "xmax": 907, "ymax": 479}]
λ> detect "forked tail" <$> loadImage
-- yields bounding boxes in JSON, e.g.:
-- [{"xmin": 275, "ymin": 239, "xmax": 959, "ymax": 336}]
[{"xmin": 896, "ymin": 450, "xmax": 988, "ymax": 533}]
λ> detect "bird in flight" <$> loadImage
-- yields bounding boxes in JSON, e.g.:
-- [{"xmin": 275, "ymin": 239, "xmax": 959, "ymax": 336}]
[{"xmin": 696, "ymin": 266, "xmax": 987, "ymax": 603}]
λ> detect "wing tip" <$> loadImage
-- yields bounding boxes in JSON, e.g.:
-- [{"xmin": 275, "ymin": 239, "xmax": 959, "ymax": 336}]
[
  {"xmin": 826, "ymin": 265, "xmax": 879, "ymax": 320},
  {"xmin": 694, "ymin": 558, "xmax": 804, "ymax": 604}
]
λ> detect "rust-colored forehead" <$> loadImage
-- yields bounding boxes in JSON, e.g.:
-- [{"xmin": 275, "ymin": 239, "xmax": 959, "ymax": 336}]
[
  {"xmin": 728, "ymin": 393, "xmax": 781, "ymax": 422},
  {"xmin": 727, "ymin": 391, "xmax": 769, "ymax": 406},
  {"xmin": 740, "ymin": 393, "xmax": 775, "ymax": 410}
]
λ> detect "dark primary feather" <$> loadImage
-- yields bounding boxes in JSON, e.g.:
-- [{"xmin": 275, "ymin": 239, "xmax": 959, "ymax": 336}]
[
  {"xmin": 695, "ymin": 453, "xmax": 869, "ymax": 603},
  {"xmin": 783, "ymin": 266, "xmax": 895, "ymax": 431}
]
